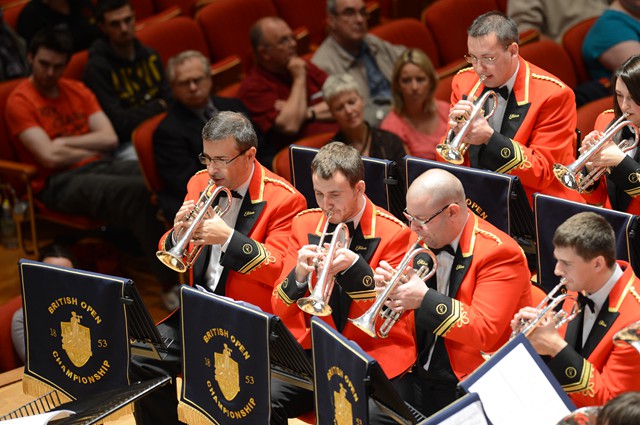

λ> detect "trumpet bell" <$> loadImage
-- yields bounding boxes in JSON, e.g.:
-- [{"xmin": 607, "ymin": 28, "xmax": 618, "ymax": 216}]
[
  {"xmin": 552, "ymin": 163, "xmax": 582, "ymax": 191},
  {"xmin": 435, "ymin": 143, "xmax": 465, "ymax": 165},
  {"xmin": 156, "ymin": 250, "xmax": 188, "ymax": 273},
  {"xmin": 297, "ymin": 297, "xmax": 332, "ymax": 316}
]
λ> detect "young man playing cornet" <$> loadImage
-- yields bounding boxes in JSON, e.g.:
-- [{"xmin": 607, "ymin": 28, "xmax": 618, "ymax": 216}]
[
  {"xmin": 271, "ymin": 141, "xmax": 416, "ymax": 424},
  {"xmin": 512, "ymin": 212, "xmax": 640, "ymax": 408},
  {"xmin": 375, "ymin": 168, "xmax": 531, "ymax": 416}
]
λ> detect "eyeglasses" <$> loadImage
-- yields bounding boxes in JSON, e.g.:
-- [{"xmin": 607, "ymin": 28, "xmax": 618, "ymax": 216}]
[
  {"xmin": 174, "ymin": 75, "xmax": 208, "ymax": 88},
  {"xmin": 198, "ymin": 148, "xmax": 249, "ymax": 167},
  {"xmin": 332, "ymin": 6, "xmax": 367, "ymax": 19},
  {"xmin": 403, "ymin": 204, "xmax": 453, "ymax": 227},
  {"xmin": 463, "ymin": 54, "xmax": 499, "ymax": 66}
]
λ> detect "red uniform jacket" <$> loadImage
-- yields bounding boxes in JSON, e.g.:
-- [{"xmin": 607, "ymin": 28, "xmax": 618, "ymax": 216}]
[
  {"xmin": 548, "ymin": 261, "xmax": 640, "ymax": 407},
  {"xmin": 416, "ymin": 212, "xmax": 532, "ymax": 380},
  {"xmin": 582, "ymin": 111, "xmax": 640, "ymax": 215},
  {"xmin": 444, "ymin": 57, "xmax": 584, "ymax": 206},
  {"xmin": 272, "ymin": 197, "xmax": 416, "ymax": 379},
  {"xmin": 158, "ymin": 161, "xmax": 307, "ymax": 313}
]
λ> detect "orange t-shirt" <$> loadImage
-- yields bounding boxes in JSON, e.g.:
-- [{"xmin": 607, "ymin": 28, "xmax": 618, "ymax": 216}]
[{"xmin": 6, "ymin": 78, "xmax": 103, "ymax": 193}]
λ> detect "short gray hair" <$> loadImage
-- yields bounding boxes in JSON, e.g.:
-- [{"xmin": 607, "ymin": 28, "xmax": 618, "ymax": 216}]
[
  {"xmin": 202, "ymin": 111, "xmax": 257, "ymax": 151},
  {"xmin": 326, "ymin": 0, "xmax": 337, "ymax": 14},
  {"xmin": 467, "ymin": 11, "xmax": 519, "ymax": 46},
  {"xmin": 167, "ymin": 50, "xmax": 210, "ymax": 83},
  {"xmin": 322, "ymin": 73, "xmax": 362, "ymax": 103}
]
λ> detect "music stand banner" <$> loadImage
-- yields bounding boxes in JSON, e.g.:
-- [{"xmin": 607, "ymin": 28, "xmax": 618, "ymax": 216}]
[
  {"xmin": 20, "ymin": 259, "xmax": 131, "ymax": 400},
  {"xmin": 405, "ymin": 157, "xmax": 516, "ymax": 234},
  {"xmin": 178, "ymin": 286, "xmax": 271, "ymax": 425},
  {"xmin": 311, "ymin": 317, "xmax": 371, "ymax": 425},
  {"xmin": 534, "ymin": 193, "xmax": 637, "ymax": 291}
]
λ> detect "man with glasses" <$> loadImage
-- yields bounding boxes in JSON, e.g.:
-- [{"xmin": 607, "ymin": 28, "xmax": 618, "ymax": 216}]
[
  {"xmin": 312, "ymin": 0, "xmax": 405, "ymax": 125},
  {"xmin": 271, "ymin": 141, "xmax": 416, "ymax": 424},
  {"xmin": 374, "ymin": 168, "xmax": 531, "ymax": 416},
  {"xmin": 154, "ymin": 50, "xmax": 260, "ymax": 222},
  {"xmin": 135, "ymin": 111, "xmax": 307, "ymax": 425},
  {"xmin": 444, "ymin": 11, "xmax": 582, "ymax": 205},
  {"xmin": 83, "ymin": 0, "xmax": 171, "ymax": 160},
  {"xmin": 239, "ymin": 16, "xmax": 337, "ymax": 156}
]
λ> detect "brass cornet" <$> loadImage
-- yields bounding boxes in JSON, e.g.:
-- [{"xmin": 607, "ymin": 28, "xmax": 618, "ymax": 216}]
[
  {"xmin": 156, "ymin": 182, "xmax": 233, "ymax": 273},
  {"xmin": 511, "ymin": 279, "xmax": 580, "ymax": 339},
  {"xmin": 436, "ymin": 75, "xmax": 497, "ymax": 164},
  {"xmin": 297, "ymin": 212, "xmax": 351, "ymax": 316},
  {"xmin": 349, "ymin": 238, "xmax": 437, "ymax": 338},
  {"xmin": 553, "ymin": 113, "xmax": 639, "ymax": 193}
]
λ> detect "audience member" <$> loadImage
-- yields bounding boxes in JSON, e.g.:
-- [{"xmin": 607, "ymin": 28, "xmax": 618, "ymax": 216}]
[
  {"xmin": 445, "ymin": 12, "xmax": 583, "ymax": 205},
  {"xmin": 583, "ymin": 0, "xmax": 640, "ymax": 82},
  {"xmin": 324, "ymin": 73, "xmax": 408, "ymax": 166},
  {"xmin": 0, "ymin": 8, "xmax": 28, "ymax": 82},
  {"xmin": 84, "ymin": 0, "xmax": 171, "ymax": 159},
  {"xmin": 4, "ymin": 28, "xmax": 177, "ymax": 311},
  {"xmin": 312, "ymin": 0, "xmax": 405, "ymax": 125},
  {"xmin": 512, "ymin": 212, "xmax": 640, "ymax": 407},
  {"xmin": 271, "ymin": 141, "xmax": 415, "ymax": 424},
  {"xmin": 11, "ymin": 243, "xmax": 78, "ymax": 363},
  {"xmin": 380, "ymin": 48, "xmax": 448, "ymax": 160},
  {"xmin": 507, "ymin": 0, "xmax": 608, "ymax": 42},
  {"xmin": 375, "ymin": 168, "xmax": 531, "ymax": 416},
  {"xmin": 16, "ymin": 0, "xmax": 101, "ymax": 52},
  {"xmin": 596, "ymin": 391, "xmax": 640, "ymax": 425},
  {"xmin": 581, "ymin": 54, "xmax": 640, "ymax": 214},
  {"xmin": 239, "ymin": 16, "xmax": 337, "ymax": 156},
  {"xmin": 135, "ymin": 111, "xmax": 306, "ymax": 425},
  {"xmin": 154, "ymin": 50, "xmax": 259, "ymax": 221}
]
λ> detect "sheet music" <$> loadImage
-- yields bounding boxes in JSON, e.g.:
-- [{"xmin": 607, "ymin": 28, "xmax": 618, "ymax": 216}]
[
  {"xmin": 465, "ymin": 343, "xmax": 571, "ymax": 425},
  {"xmin": 432, "ymin": 400, "xmax": 488, "ymax": 425},
  {"xmin": 2, "ymin": 410, "xmax": 74, "ymax": 424}
]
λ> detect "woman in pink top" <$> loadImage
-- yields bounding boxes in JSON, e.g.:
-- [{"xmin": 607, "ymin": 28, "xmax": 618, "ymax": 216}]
[{"xmin": 381, "ymin": 48, "xmax": 449, "ymax": 160}]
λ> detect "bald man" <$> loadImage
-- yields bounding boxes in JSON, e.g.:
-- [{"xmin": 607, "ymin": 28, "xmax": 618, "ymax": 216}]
[{"xmin": 375, "ymin": 168, "xmax": 532, "ymax": 416}]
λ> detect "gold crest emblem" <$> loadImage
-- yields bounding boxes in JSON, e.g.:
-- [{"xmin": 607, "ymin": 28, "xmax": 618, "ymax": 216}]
[
  {"xmin": 565, "ymin": 367, "xmax": 577, "ymax": 379},
  {"xmin": 334, "ymin": 383, "xmax": 353, "ymax": 425},
  {"xmin": 500, "ymin": 147, "xmax": 511, "ymax": 158},
  {"xmin": 61, "ymin": 311, "xmax": 92, "ymax": 367},
  {"xmin": 242, "ymin": 244, "xmax": 253, "ymax": 254},
  {"xmin": 436, "ymin": 303, "xmax": 448, "ymax": 315},
  {"xmin": 214, "ymin": 343, "xmax": 240, "ymax": 401},
  {"xmin": 363, "ymin": 275, "xmax": 373, "ymax": 287},
  {"xmin": 630, "ymin": 172, "xmax": 639, "ymax": 183}
]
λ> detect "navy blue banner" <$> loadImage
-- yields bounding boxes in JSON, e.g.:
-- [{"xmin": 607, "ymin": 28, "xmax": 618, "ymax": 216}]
[
  {"xmin": 311, "ymin": 317, "xmax": 371, "ymax": 425},
  {"xmin": 179, "ymin": 287, "xmax": 271, "ymax": 424},
  {"xmin": 20, "ymin": 259, "xmax": 131, "ymax": 399}
]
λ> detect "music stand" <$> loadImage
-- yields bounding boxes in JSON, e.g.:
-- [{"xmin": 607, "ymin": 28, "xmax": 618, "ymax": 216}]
[
  {"xmin": 310, "ymin": 317, "xmax": 426, "ymax": 425},
  {"xmin": 404, "ymin": 157, "xmax": 536, "ymax": 254},
  {"xmin": 533, "ymin": 193, "xmax": 640, "ymax": 291},
  {"xmin": 289, "ymin": 145, "xmax": 405, "ymax": 219}
]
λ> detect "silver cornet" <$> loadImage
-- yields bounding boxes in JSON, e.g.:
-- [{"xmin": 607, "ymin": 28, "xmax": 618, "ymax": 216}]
[
  {"xmin": 511, "ymin": 279, "xmax": 580, "ymax": 339},
  {"xmin": 436, "ymin": 75, "xmax": 497, "ymax": 164},
  {"xmin": 156, "ymin": 182, "xmax": 233, "ymax": 272},
  {"xmin": 553, "ymin": 113, "xmax": 639, "ymax": 193},
  {"xmin": 297, "ymin": 212, "xmax": 351, "ymax": 316},
  {"xmin": 349, "ymin": 237, "xmax": 437, "ymax": 338}
]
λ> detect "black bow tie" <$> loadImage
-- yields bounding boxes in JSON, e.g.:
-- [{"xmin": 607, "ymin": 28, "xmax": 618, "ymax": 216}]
[
  {"xmin": 432, "ymin": 244, "xmax": 455, "ymax": 257},
  {"xmin": 220, "ymin": 190, "xmax": 243, "ymax": 199},
  {"xmin": 578, "ymin": 293, "xmax": 595, "ymax": 314},
  {"xmin": 483, "ymin": 85, "xmax": 509, "ymax": 100},
  {"xmin": 327, "ymin": 220, "xmax": 356, "ymax": 236}
]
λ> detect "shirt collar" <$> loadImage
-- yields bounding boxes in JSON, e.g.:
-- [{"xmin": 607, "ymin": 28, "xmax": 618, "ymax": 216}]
[{"xmin": 587, "ymin": 263, "xmax": 623, "ymax": 311}]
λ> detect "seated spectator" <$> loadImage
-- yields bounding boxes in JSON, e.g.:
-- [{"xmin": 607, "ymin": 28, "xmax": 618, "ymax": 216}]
[
  {"xmin": 154, "ymin": 50, "xmax": 260, "ymax": 221},
  {"xmin": 84, "ymin": 0, "xmax": 171, "ymax": 160},
  {"xmin": 11, "ymin": 243, "xmax": 78, "ymax": 363},
  {"xmin": 239, "ymin": 16, "xmax": 337, "ymax": 157},
  {"xmin": 380, "ymin": 48, "xmax": 448, "ymax": 160},
  {"xmin": 597, "ymin": 392, "xmax": 640, "ymax": 425},
  {"xmin": 16, "ymin": 0, "xmax": 101, "ymax": 52},
  {"xmin": 0, "ymin": 8, "xmax": 28, "ymax": 82},
  {"xmin": 312, "ymin": 0, "xmax": 405, "ymax": 126},
  {"xmin": 5, "ymin": 28, "xmax": 178, "ymax": 311},
  {"xmin": 582, "ymin": 0, "xmax": 640, "ymax": 82},
  {"xmin": 507, "ymin": 0, "xmax": 608, "ymax": 42},
  {"xmin": 324, "ymin": 73, "xmax": 408, "ymax": 166}
]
